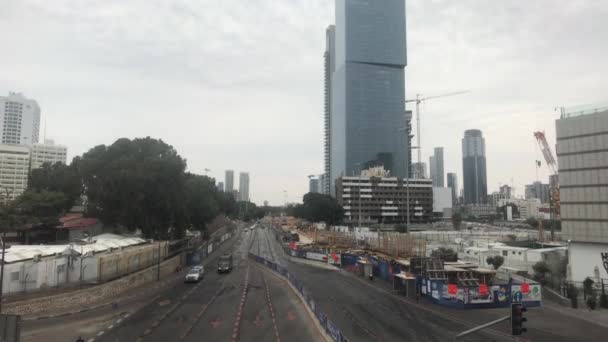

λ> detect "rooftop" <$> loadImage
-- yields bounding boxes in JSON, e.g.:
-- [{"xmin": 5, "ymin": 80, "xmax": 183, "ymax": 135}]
[{"xmin": 560, "ymin": 102, "xmax": 608, "ymax": 119}]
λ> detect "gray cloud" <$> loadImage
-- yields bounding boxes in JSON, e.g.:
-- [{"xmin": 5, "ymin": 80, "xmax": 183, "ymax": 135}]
[{"xmin": 0, "ymin": 0, "xmax": 606, "ymax": 203}]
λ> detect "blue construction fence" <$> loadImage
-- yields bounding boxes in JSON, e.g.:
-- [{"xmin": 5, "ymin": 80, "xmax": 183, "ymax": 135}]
[
  {"xmin": 284, "ymin": 247, "xmax": 542, "ymax": 309},
  {"xmin": 249, "ymin": 252, "xmax": 346, "ymax": 342}
]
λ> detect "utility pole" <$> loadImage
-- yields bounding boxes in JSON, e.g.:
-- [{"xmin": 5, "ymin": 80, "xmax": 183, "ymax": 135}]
[
  {"xmin": 156, "ymin": 231, "xmax": 162, "ymax": 281},
  {"xmin": 0, "ymin": 187, "xmax": 14, "ymax": 313}
]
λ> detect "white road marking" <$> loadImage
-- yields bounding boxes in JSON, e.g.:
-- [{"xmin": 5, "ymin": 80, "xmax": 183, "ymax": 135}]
[
  {"xmin": 97, "ymin": 331, "xmax": 104, "ymax": 336},
  {"xmin": 108, "ymin": 324, "xmax": 114, "ymax": 330},
  {"xmin": 116, "ymin": 318, "xmax": 122, "ymax": 324},
  {"xmin": 87, "ymin": 339, "xmax": 95, "ymax": 342}
]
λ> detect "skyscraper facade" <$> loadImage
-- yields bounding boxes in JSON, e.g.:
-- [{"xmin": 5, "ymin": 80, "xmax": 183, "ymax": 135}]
[
  {"xmin": 216, "ymin": 182, "xmax": 224, "ymax": 192},
  {"xmin": 430, "ymin": 147, "xmax": 444, "ymax": 187},
  {"xmin": 329, "ymin": 0, "xmax": 408, "ymax": 194},
  {"xmin": 462, "ymin": 129, "xmax": 488, "ymax": 204},
  {"xmin": 324, "ymin": 25, "xmax": 336, "ymax": 195},
  {"xmin": 447, "ymin": 172, "xmax": 458, "ymax": 205},
  {"xmin": 225, "ymin": 170, "xmax": 234, "ymax": 193},
  {"xmin": 0, "ymin": 92, "xmax": 41, "ymax": 145},
  {"xmin": 239, "ymin": 172, "xmax": 250, "ymax": 202}
]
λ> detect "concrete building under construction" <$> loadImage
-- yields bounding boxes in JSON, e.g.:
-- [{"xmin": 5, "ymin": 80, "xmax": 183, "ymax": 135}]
[{"xmin": 335, "ymin": 167, "xmax": 433, "ymax": 225}]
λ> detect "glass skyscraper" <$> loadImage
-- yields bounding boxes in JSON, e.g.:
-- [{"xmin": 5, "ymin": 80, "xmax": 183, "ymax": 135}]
[
  {"xmin": 329, "ymin": 0, "xmax": 408, "ymax": 194},
  {"xmin": 462, "ymin": 129, "xmax": 488, "ymax": 204}
]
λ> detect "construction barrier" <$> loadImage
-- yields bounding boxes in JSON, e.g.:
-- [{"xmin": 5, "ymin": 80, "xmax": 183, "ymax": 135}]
[{"xmin": 249, "ymin": 252, "xmax": 345, "ymax": 342}]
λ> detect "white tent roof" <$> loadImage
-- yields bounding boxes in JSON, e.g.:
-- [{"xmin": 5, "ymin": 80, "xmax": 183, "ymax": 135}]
[{"xmin": 2, "ymin": 234, "xmax": 147, "ymax": 264}]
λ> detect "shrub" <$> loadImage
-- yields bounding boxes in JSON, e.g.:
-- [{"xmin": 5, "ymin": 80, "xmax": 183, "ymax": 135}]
[{"xmin": 586, "ymin": 295, "xmax": 597, "ymax": 310}]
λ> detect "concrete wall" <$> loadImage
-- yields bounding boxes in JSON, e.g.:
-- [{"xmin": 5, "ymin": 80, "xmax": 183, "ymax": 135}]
[{"xmin": 568, "ymin": 241, "xmax": 608, "ymax": 282}]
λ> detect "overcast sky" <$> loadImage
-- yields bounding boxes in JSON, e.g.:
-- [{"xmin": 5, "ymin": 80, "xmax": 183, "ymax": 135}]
[{"xmin": 1, "ymin": 0, "xmax": 607, "ymax": 205}]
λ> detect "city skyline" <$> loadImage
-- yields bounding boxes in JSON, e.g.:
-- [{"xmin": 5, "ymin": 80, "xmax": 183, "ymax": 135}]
[{"xmin": 1, "ymin": 1, "xmax": 606, "ymax": 204}]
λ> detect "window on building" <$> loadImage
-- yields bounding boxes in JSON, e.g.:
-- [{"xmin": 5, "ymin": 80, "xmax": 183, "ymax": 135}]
[
  {"xmin": 502, "ymin": 251, "xmax": 508, "ymax": 257},
  {"xmin": 10, "ymin": 271, "xmax": 19, "ymax": 281}
]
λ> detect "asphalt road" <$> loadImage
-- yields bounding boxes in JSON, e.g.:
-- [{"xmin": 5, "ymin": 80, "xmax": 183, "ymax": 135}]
[
  {"xmin": 89, "ymin": 224, "xmax": 319, "ymax": 342},
  {"xmin": 258, "ymin": 225, "xmax": 608, "ymax": 342}
]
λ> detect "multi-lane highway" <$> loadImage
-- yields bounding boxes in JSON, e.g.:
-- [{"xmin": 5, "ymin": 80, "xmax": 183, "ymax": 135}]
[{"xmin": 92, "ymin": 225, "xmax": 320, "ymax": 342}]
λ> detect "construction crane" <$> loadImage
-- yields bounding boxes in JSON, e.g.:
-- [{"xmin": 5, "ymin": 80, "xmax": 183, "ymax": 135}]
[
  {"xmin": 406, "ymin": 91, "xmax": 470, "ymax": 164},
  {"xmin": 533, "ymin": 131, "xmax": 559, "ymax": 242}
]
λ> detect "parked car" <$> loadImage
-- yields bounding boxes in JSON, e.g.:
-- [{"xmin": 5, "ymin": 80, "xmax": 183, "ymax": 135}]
[{"xmin": 184, "ymin": 266, "xmax": 204, "ymax": 283}]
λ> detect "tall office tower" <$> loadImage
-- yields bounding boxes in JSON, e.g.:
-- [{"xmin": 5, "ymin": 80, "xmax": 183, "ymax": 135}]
[
  {"xmin": 329, "ymin": 0, "xmax": 408, "ymax": 194},
  {"xmin": 217, "ymin": 182, "xmax": 224, "ymax": 192},
  {"xmin": 239, "ymin": 172, "xmax": 250, "ymax": 202},
  {"xmin": 309, "ymin": 176, "xmax": 321, "ymax": 194},
  {"xmin": 462, "ymin": 129, "xmax": 488, "ymax": 204},
  {"xmin": 225, "ymin": 170, "xmax": 234, "ymax": 193},
  {"xmin": 429, "ymin": 147, "xmax": 444, "ymax": 187},
  {"xmin": 324, "ymin": 25, "xmax": 336, "ymax": 195},
  {"xmin": 412, "ymin": 162, "xmax": 427, "ymax": 179},
  {"xmin": 0, "ymin": 92, "xmax": 41, "ymax": 145},
  {"xmin": 447, "ymin": 173, "xmax": 458, "ymax": 205}
]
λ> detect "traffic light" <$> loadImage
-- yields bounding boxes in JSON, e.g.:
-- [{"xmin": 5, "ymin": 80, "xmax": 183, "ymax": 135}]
[{"xmin": 511, "ymin": 303, "xmax": 528, "ymax": 335}]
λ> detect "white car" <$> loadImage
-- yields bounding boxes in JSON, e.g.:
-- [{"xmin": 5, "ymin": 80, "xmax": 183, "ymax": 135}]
[{"xmin": 184, "ymin": 266, "xmax": 204, "ymax": 283}]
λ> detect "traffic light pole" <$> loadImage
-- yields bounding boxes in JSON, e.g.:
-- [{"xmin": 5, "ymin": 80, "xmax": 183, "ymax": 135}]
[{"xmin": 453, "ymin": 315, "xmax": 510, "ymax": 340}]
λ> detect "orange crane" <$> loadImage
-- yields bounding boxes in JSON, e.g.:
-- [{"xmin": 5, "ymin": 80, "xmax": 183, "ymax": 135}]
[
  {"xmin": 533, "ymin": 131, "xmax": 560, "ymax": 241},
  {"xmin": 406, "ymin": 91, "xmax": 470, "ymax": 164}
]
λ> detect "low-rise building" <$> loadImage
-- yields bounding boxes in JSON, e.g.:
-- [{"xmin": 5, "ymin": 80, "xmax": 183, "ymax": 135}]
[
  {"xmin": 460, "ymin": 243, "xmax": 567, "ymax": 274},
  {"xmin": 29, "ymin": 139, "xmax": 67, "ymax": 170},
  {"xmin": 498, "ymin": 198, "xmax": 541, "ymax": 219},
  {"xmin": 335, "ymin": 168, "xmax": 433, "ymax": 224},
  {"xmin": 461, "ymin": 204, "xmax": 496, "ymax": 219}
]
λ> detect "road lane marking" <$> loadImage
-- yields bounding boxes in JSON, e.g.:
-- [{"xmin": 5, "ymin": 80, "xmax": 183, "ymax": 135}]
[
  {"xmin": 97, "ymin": 331, "xmax": 104, "ymax": 337},
  {"xmin": 108, "ymin": 324, "xmax": 114, "ymax": 330}
]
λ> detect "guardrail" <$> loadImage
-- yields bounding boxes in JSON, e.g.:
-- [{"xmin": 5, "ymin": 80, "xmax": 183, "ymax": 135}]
[{"xmin": 248, "ymin": 252, "xmax": 346, "ymax": 342}]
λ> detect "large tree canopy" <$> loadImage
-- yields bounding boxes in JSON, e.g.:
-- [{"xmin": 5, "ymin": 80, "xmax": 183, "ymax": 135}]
[
  {"xmin": 290, "ymin": 192, "xmax": 344, "ymax": 225},
  {"xmin": 8, "ymin": 137, "xmax": 249, "ymax": 238},
  {"xmin": 75, "ymin": 137, "xmax": 188, "ymax": 238}
]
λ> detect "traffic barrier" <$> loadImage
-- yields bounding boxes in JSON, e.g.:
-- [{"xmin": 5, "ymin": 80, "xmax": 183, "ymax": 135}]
[{"xmin": 249, "ymin": 252, "xmax": 345, "ymax": 342}]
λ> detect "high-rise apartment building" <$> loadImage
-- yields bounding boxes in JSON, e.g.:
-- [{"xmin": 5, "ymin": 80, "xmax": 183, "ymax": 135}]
[
  {"xmin": 556, "ymin": 105, "xmax": 608, "ymax": 281},
  {"xmin": 447, "ymin": 173, "xmax": 458, "ymax": 205},
  {"xmin": 462, "ymin": 129, "xmax": 487, "ymax": 204},
  {"xmin": 29, "ymin": 140, "xmax": 67, "ymax": 170},
  {"xmin": 0, "ymin": 144, "xmax": 30, "ymax": 200},
  {"xmin": 225, "ymin": 170, "xmax": 234, "ymax": 193},
  {"xmin": 0, "ymin": 92, "xmax": 41, "ymax": 145},
  {"xmin": 429, "ymin": 147, "xmax": 444, "ymax": 187},
  {"xmin": 329, "ymin": 0, "xmax": 408, "ymax": 194},
  {"xmin": 239, "ymin": 172, "xmax": 250, "ymax": 202},
  {"xmin": 525, "ymin": 181, "xmax": 550, "ymax": 204},
  {"xmin": 324, "ymin": 25, "xmax": 336, "ymax": 195}
]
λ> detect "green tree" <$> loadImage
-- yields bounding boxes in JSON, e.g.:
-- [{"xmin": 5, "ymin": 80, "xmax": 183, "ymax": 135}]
[
  {"xmin": 77, "ymin": 137, "xmax": 188, "ymax": 238},
  {"xmin": 452, "ymin": 212, "xmax": 463, "ymax": 230},
  {"xmin": 431, "ymin": 247, "xmax": 458, "ymax": 262},
  {"xmin": 28, "ymin": 162, "xmax": 82, "ymax": 212},
  {"xmin": 486, "ymin": 255, "xmax": 505, "ymax": 270},
  {"xmin": 13, "ymin": 190, "xmax": 68, "ymax": 226},
  {"xmin": 532, "ymin": 261, "xmax": 550, "ymax": 284},
  {"xmin": 183, "ymin": 173, "xmax": 220, "ymax": 231},
  {"xmin": 291, "ymin": 193, "xmax": 344, "ymax": 225}
]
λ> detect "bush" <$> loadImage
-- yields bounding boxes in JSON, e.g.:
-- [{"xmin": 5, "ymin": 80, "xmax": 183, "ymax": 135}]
[
  {"xmin": 486, "ymin": 255, "xmax": 505, "ymax": 270},
  {"xmin": 568, "ymin": 285, "xmax": 579, "ymax": 309},
  {"xmin": 600, "ymin": 294, "xmax": 608, "ymax": 309},
  {"xmin": 587, "ymin": 295, "xmax": 597, "ymax": 310}
]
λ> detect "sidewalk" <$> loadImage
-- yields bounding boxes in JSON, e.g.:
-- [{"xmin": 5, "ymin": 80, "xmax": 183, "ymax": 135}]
[{"xmin": 542, "ymin": 300, "xmax": 608, "ymax": 328}]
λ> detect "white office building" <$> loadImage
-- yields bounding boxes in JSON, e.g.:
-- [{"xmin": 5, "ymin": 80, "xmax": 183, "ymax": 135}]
[
  {"xmin": 0, "ymin": 144, "xmax": 30, "ymax": 200},
  {"xmin": 29, "ymin": 139, "xmax": 68, "ymax": 170},
  {"xmin": 0, "ymin": 92, "xmax": 41, "ymax": 145},
  {"xmin": 556, "ymin": 104, "xmax": 608, "ymax": 282}
]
